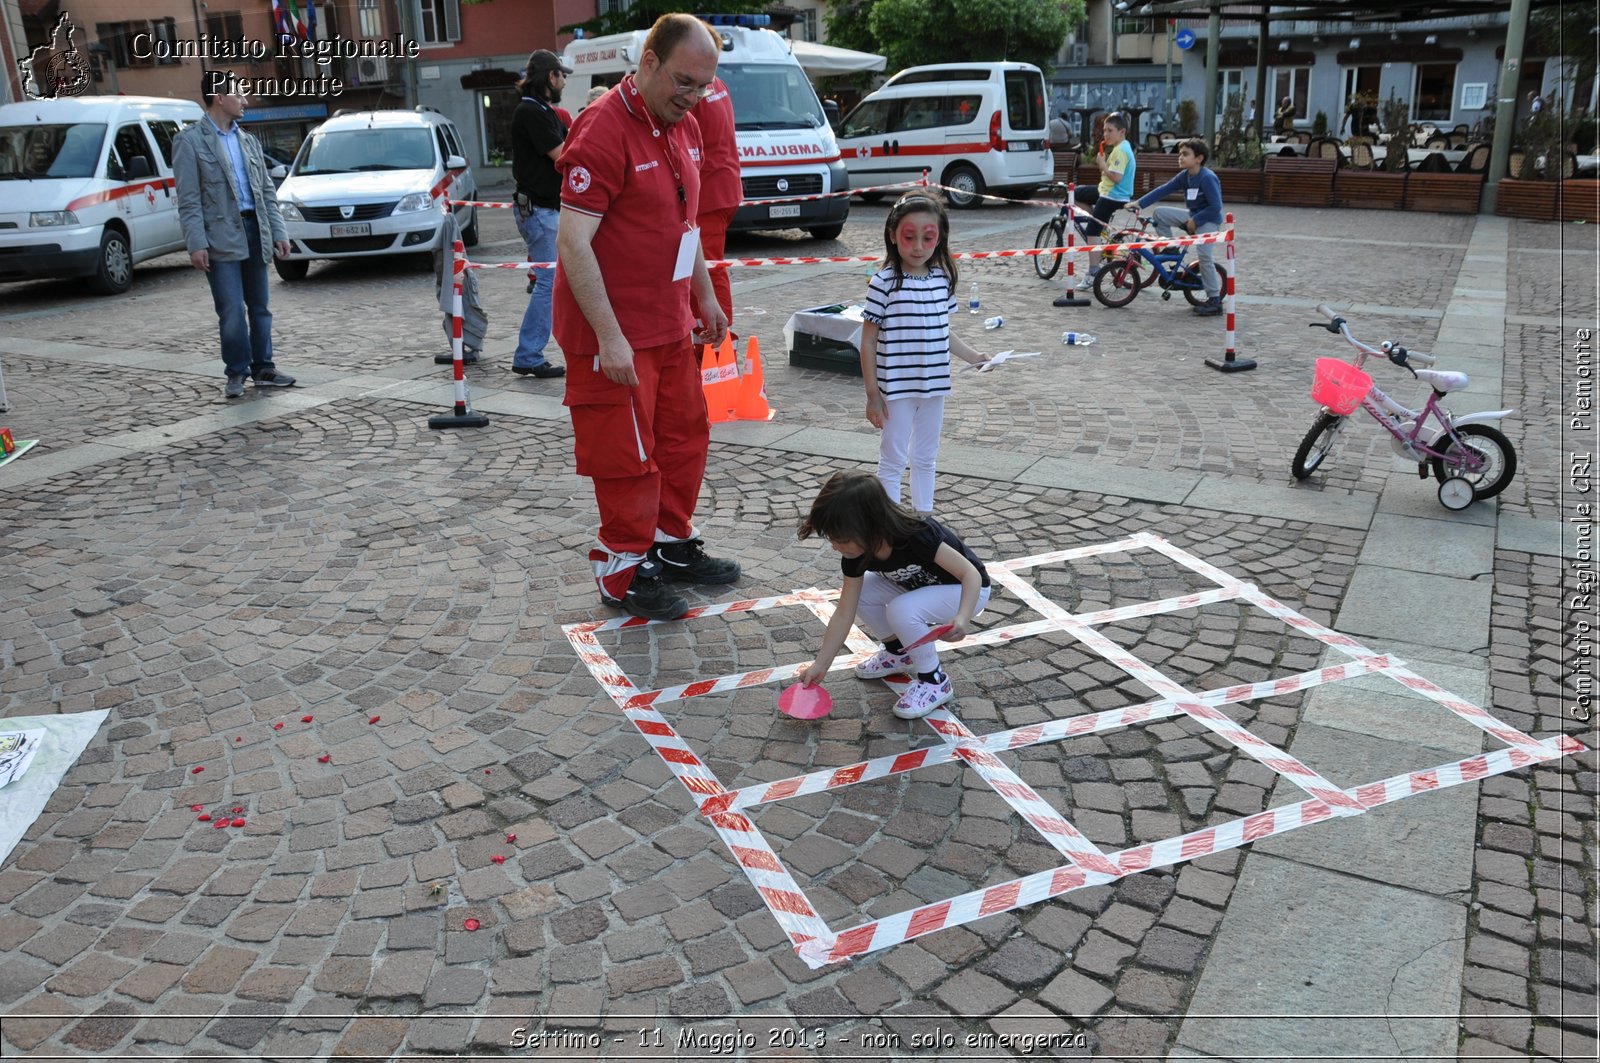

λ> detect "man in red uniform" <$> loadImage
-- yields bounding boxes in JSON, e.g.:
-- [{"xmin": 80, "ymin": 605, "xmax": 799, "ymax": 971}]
[
  {"xmin": 694, "ymin": 72, "xmax": 740, "ymax": 326},
  {"xmin": 555, "ymin": 14, "xmax": 735, "ymax": 621}
]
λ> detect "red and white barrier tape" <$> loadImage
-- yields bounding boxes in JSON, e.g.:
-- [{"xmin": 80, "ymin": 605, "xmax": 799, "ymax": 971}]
[
  {"xmin": 563, "ymin": 533, "xmax": 1584, "ymax": 969},
  {"xmin": 446, "ymin": 179, "xmax": 929, "ymax": 213}
]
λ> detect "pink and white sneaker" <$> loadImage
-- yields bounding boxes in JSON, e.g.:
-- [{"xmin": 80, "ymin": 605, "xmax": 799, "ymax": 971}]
[
  {"xmin": 854, "ymin": 647, "xmax": 913, "ymax": 679},
  {"xmin": 893, "ymin": 674, "xmax": 953, "ymax": 719}
]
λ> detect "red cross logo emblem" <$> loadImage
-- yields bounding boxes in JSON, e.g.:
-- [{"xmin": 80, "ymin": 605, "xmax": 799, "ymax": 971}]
[{"xmin": 144, "ymin": 184, "xmax": 157, "ymax": 207}]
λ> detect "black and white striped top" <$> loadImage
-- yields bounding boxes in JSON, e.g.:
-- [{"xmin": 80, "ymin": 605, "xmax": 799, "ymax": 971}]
[{"xmin": 862, "ymin": 267, "xmax": 956, "ymax": 400}]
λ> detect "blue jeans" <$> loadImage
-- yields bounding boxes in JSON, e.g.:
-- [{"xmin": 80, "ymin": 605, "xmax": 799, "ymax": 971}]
[
  {"xmin": 206, "ymin": 222, "xmax": 275, "ymax": 378},
  {"xmin": 514, "ymin": 205, "xmax": 559, "ymax": 368}
]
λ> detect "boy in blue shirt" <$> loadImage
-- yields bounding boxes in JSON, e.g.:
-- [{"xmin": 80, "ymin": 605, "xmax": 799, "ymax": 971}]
[{"xmin": 1133, "ymin": 137, "xmax": 1225, "ymax": 316}]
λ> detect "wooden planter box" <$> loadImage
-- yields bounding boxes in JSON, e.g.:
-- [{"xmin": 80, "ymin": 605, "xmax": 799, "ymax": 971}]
[
  {"xmin": 1404, "ymin": 172, "xmax": 1482, "ymax": 214},
  {"xmin": 1333, "ymin": 170, "xmax": 1407, "ymax": 209},
  {"xmin": 1560, "ymin": 180, "xmax": 1600, "ymax": 223},
  {"xmin": 1495, "ymin": 178, "xmax": 1558, "ymax": 221},
  {"xmin": 1050, "ymin": 149, "xmax": 1076, "ymax": 185},
  {"xmin": 1263, "ymin": 156, "xmax": 1337, "ymax": 206},
  {"xmin": 1215, "ymin": 167, "xmax": 1263, "ymax": 204}
]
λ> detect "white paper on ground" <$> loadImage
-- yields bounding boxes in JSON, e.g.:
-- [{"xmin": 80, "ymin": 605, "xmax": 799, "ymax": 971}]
[{"xmin": 0, "ymin": 711, "xmax": 108, "ymax": 868}]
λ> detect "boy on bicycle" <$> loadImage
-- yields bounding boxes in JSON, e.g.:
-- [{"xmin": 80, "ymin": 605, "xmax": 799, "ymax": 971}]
[
  {"xmin": 1133, "ymin": 137, "xmax": 1224, "ymax": 317},
  {"xmin": 1056, "ymin": 112, "xmax": 1135, "ymax": 303}
]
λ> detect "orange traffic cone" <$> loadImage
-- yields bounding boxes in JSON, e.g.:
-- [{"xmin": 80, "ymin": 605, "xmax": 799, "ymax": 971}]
[
  {"xmin": 703, "ymin": 336, "xmax": 739, "ymax": 424},
  {"xmin": 732, "ymin": 335, "xmax": 773, "ymax": 421}
]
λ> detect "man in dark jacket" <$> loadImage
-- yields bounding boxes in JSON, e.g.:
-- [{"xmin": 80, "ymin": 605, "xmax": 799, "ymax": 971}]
[{"xmin": 510, "ymin": 49, "xmax": 571, "ymax": 378}]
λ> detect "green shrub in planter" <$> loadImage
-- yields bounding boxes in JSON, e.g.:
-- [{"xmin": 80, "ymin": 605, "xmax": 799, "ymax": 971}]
[
  {"xmin": 1177, "ymin": 98, "xmax": 1199, "ymax": 136},
  {"xmin": 1312, "ymin": 111, "xmax": 1328, "ymax": 138}
]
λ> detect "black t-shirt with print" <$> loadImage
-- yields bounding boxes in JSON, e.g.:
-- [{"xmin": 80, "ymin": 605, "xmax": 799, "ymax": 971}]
[{"xmin": 840, "ymin": 518, "xmax": 989, "ymax": 590}]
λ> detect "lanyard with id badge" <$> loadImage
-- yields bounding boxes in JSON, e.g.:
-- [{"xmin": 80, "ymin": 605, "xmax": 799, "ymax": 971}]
[{"xmin": 644, "ymin": 106, "xmax": 700, "ymax": 282}]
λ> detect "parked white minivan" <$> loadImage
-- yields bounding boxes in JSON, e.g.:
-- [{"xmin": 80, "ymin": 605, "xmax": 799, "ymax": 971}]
[
  {"xmin": 0, "ymin": 95, "xmax": 203, "ymax": 294},
  {"xmin": 836, "ymin": 63, "xmax": 1052, "ymax": 207},
  {"xmin": 560, "ymin": 19, "xmax": 850, "ymax": 240},
  {"xmin": 273, "ymin": 106, "xmax": 477, "ymax": 280}
]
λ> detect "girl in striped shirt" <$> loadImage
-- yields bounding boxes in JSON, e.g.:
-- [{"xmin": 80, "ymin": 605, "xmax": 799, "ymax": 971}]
[{"xmin": 860, "ymin": 191, "xmax": 988, "ymax": 516}]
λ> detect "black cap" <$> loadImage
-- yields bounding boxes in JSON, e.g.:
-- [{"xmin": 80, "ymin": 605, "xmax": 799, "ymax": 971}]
[{"xmin": 527, "ymin": 49, "xmax": 573, "ymax": 76}]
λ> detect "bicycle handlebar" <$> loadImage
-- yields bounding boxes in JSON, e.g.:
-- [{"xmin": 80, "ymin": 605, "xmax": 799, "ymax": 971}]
[{"xmin": 1309, "ymin": 306, "xmax": 1437, "ymax": 370}]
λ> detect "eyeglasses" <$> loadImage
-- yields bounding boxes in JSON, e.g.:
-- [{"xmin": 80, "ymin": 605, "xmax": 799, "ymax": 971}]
[{"xmin": 667, "ymin": 71, "xmax": 714, "ymax": 100}]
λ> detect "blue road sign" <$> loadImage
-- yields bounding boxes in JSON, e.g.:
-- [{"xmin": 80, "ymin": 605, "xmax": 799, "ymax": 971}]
[{"xmin": 1175, "ymin": 28, "xmax": 1196, "ymax": 51}]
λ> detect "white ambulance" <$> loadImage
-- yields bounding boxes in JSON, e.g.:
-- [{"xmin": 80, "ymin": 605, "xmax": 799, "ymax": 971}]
[
  {"xmin": 0, "ymin": 95, "xmax": 203, "ymax": 294},
  {"xmin": 559, "ymin": 18, "xmax": 849, "ymax": 240}
]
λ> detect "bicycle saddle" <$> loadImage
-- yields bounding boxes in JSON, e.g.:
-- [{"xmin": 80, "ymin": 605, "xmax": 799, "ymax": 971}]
[{"xmin": 1415, "ymin": 368, "xmax": 1469, "ymax": 393}]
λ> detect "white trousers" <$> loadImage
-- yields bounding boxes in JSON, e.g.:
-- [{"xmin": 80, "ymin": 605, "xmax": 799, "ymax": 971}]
[
  {"xmin": 877, "ymin": 394, "xmax": 945, "ymax": 513},
  {"xmin": 858, "ymin": 572, "xmax": 991, "ymax": 674},
  {"xmin": 1149, "ymin": 207, "xmax": 1221, "ymax": 299}
]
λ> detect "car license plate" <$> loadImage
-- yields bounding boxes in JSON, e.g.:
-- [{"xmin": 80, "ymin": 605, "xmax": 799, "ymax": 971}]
[
  {"xmin": 1007, "ymin": 141, "xmax": 1033, "ymax": 152},
  {"xmin": 330, "ymin": 222, "xmax": 371, "ymax": 237},
  {"xmin": 769, "ymin": 204, "xmax": 801, "ymax": 219}
]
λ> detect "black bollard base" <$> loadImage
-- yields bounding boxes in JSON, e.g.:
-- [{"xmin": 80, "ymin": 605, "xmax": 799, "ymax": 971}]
[
  {"xmin": 1205, "ymin": 355, "xmax": 1258, "ymax": 373},
  {"xmin": 1052, "ymin": 292, "xmax": 1091, "ymax": 308},
  {"xmin": 428, "ymin": 411, "xmax": 491, "ymax": 430},
  {"xmin": 434, "ymin": 351, "xmax": 479, "ymax": 365}
]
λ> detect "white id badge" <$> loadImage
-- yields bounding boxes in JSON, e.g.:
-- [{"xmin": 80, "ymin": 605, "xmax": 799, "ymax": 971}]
[
  {"xmin": 1186, "ymin": 187, "xmax": 1199, "ymax": 200},
  {"xmin": 673, "ymin": 226, "xmax": 699, "ymax": 282}
]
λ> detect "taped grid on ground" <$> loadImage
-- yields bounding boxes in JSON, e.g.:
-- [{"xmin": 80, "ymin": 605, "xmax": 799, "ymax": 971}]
[{"xmin": 563, "ymin": 532, "xmax": 1585, "ymax": 968}]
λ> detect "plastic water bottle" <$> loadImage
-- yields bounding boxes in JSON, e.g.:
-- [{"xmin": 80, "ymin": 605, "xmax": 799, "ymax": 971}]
[
  {"xmin": 1062, "ymin": 331, "xmax": 1097, "ymax": 346},
  {"xmin": 968, "ymin": 281, "xmax": 980, "ymax": 314},
  {"xmin": 983, "ymin": 315, "xmax": 1004, "ymax": 330}
]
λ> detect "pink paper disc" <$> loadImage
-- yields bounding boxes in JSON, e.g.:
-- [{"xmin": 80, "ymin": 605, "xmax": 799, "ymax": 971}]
[
  {"xmin": 778, "ymin": 682, "xmax": 833, "ymax": 719},
  {"xmin": 904, "ymin": 623, "xmax": 955, "ymax": 652}
]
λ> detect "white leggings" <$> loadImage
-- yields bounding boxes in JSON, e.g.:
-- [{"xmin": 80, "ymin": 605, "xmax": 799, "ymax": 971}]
[
  {"xmin": 877, "ymin": 394, "xmax": 945, "ymax": 513},
  {"xmin": 858, "ymin": 572, "xmax": 991, "ymax": 674}
]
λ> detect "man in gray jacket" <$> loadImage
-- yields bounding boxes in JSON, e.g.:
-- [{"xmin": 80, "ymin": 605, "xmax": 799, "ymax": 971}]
[{"xmin": 173, "ymin": 74, "xmax": 296, "ymax": 398}]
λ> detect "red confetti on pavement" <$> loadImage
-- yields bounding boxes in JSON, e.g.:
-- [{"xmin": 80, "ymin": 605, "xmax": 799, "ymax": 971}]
[
  {"xmin": 190, "ymin": 804, "xmax": 204, "ymax": 812},
  {"xmin": 301, "ymin": 715, "xmax": 314, "ymax": 723},
  {"xmin": 213, "ymin": 820, "xmax": 228, "ymax": 829},
  {"xmin": 191, "ymin": 766, "xmax": 204, "ymax": 774},
  {"xmin": 231, "ymin": 818, "xmax": 246, "ymax": 827},
  {"xmin": 232, "ymin": 807, "xmax": 243, "ymax": 813},
  {"xmin": 484, "ymin": 769, "xmax": 492, "ymax": 775},
  {"xmin": 369, "ymin": 716, "xmax": 380, "ymax": 724},
  {"xmin": 463, "ymin": 918, "xmax": 480, "ymax": 931},
  {"xmin": 490, "ymin": 855, "xmax": 505, "ymax": 864},
  {"xmin": 318, "ymin": 754, "xmax": 331, "ymax": 763},
  {"xmin": 273, "ymin": 722, "xmax": 283, "ymax": 730},
  {"xmin": 235, "ymin": 736, "xmax": 243, "ymax": 742},
  {"xmin": 505, "ymin": 834, "xmax": 516, "ymax": 844},
  {"xmin": 197, "ymin": 814, "xmax": 211, "ymax": 821}
]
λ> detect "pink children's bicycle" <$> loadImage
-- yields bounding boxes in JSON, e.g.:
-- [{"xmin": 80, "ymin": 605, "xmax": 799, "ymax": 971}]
[{"xmin": 1291, "ymin": 305, "xmax": 1518, "ymax": 510}]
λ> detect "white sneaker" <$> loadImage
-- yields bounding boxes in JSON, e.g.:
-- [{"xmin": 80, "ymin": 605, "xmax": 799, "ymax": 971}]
[
  {"xmin": 893, "ymin": 675, "xmax": 954, "ymax": 719},
  {"xmin": 854, "ymin": 647, "xmax": 913, "ymax": 679},
  {"xmin": 1075, "ymin": 273, "xmax": 1095, "ymax": 291}
]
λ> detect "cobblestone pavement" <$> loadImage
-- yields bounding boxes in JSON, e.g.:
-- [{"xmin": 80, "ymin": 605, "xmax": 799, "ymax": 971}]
[{"xmin": 0, "ymin": 197, "xmax": 1594, "ymax": 1060}]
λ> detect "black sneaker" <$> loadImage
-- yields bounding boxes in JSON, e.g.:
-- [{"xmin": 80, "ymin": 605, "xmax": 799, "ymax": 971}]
[
  {"xmin": 600, "ymin": 561, "xmax": 689, "ymax": 621},
  {"xmin": 649, "ymin": 538, "xmax": 741, "ymax": 584},
  {"xmin": 1193, "ymin": 297, "xmax": 1223, "ymax": 317},
  {"xmin": 251, "ymin": 368, "xmax": 296, "ymax": 387},
  {"xmin": 512, "ymin": 363, "xmax": 566, "ymax": 378}
]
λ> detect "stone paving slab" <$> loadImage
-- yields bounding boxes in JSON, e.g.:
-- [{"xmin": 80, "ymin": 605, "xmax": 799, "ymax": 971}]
[{"xmin": 1172, "ymin": 853, "xmax": 1467, "ymax": 1061}]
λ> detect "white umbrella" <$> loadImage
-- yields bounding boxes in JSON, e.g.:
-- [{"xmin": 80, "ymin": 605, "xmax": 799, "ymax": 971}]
[{"xmin": 789, "ymin": 40, "xmax": 886, "ymax": 77}]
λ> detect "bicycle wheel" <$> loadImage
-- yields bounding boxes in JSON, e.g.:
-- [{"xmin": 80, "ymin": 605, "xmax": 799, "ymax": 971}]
[
  {"xmin": 1093, "ymin": 255, "xmax": 1145, "ymax": 308},
  {"xmin": 1429, "ymin": 423, "xmax": 1516, "ymax": 501},
  {"xmin": 1183, "ymin": 263, "xmax": 1229, "ymax": 307},
  {"xmin": 1033, "ymin": 218, "xmax": 1065, "ymax": 280},
  {"xmin": 1291, "ymin": 412, "xmax": 1346, "ymax": 479}
]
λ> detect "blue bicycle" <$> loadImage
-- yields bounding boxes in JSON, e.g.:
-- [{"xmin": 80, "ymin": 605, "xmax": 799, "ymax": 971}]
[{"xmin": 1090, "ymin": 215, "xmax": 1226, "ymax": 309}]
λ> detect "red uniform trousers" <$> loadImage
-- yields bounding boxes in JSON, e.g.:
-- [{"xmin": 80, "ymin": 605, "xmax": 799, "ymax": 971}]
[
  {"xmin": 566, "ymin": 335, "xmax": 709, "ymax": 598},
  {"xmin": 696, "ymin": 203, "xmax": 738, "ymax": 328}
]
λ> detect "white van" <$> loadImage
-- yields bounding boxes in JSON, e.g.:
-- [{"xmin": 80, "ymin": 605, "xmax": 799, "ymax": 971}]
[
  {"xmin": 560, "ymin": 19, "xmax": 849, "ymax": 240},
  {"xmin": 835, "ymin": 63, "xmax": 1052, "ymax": 208},
  {"xmin": 0, "ymin": 95, "xmax": 203, "ymax": 294}
]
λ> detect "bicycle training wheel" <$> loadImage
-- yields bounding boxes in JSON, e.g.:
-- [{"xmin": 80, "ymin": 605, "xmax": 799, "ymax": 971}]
[
  {"xmin": 1033, "ymin": 219, "xmax": 1065, "ymax": 280},
  {"xmin": 1429, "ymin": 424, "xmax": 1516, "ymax": 501},
  {"xmin": 1183, "ymin": 263, "xmax": 1229, "ymax": 307},
  {"xmin": 1291, "ymin": 412, "xmax": 1346, "ymax": 480},
  {"xmin": 1093, "ymin": 255, "xmax": 1145, "ymax": 308}
]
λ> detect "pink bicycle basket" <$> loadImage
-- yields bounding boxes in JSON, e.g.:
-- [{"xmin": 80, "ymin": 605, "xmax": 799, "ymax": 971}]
[{"xmin": 1311, "ymin": 358, "xmax": 1373, "ymax": 415}]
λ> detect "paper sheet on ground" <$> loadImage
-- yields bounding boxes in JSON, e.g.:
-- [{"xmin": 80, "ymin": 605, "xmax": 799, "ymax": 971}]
[
  {"xmin": 0, "ymin": 440, "xmax": 39, "ymax": 468},
  {"xmin": 0, "ymin": 711, "xmax": 107, "ymax": 868}
]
